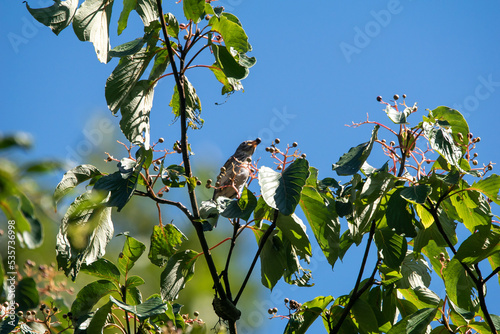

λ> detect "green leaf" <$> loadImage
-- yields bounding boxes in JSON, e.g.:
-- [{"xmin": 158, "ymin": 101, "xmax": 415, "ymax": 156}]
[
  {"xmin": 23, "ymin": 160, "xmax": 62, "ymax": 174},
  {"xmin": 109, "ymin": 35, "xmax": 149, "ymax": 58},
  {"xmin": 386, "ymin": 188, "xmax": 417, "ymax": 238},
  {"xmin": 221, "ymin": 186, "xmax": 258, "ymax": 221},
  {"xmin": 400, "ymin": 184, "xmax": 432, "ymax": 205},
  {"xmin": 454, "ymin": 227, "xmax": 500, "ymax": 265},
  {"xmin": 333, "ymin": 125, "xmax": 379, "ymax": 176},
  {"xmin": 385, "ymin": 105, "xmax": 412, "ymax": 124},
  {"xmin": 470, "ymin": 174, "xmax": 500, "ymax": 205},
  {"xmin": 422, "ymin": 120, "xmax": 463, "ymax": 169},
  {"xmin": 0, "ymin": 132, "xmax": 32, "ymax": 150},
  {"xmin": 212, "ymin": 44, "xmax": 249, "ymax": 80},
  {"xmin": 183, "ymin": 0, "xmax": 205, "ymax": 23},
  {"xmin": 25, "ymin": 0, "xmax": 77, "ymax": 35},
  {"xmin": 105, "ymin": 47, "xmax": 156, "ymax": 114},
  {"xmin": 277, "ymin": 213, "xmax": 312, "ymax": 259},
  {"xmin": 93, "ymin": 158, "xmax": 141, "ymax": 211},
  {"xmin": 54, "ymin": 164, "xmax": 102, "ymax": 209},
  {"xmin": 126, "ymin": 275, "xmax": 145, "ymax": 289},
  {"xmin": 71, "ymin": 279, "xmax": 119, "ymax": 320},
  {"xmin": 117, "ymin": 0, "xmax": 137, "ymax": 35},
  {"xmin": 56, "ymin": 191, "xmax": 113, "ymax": 280},
  {"xmin": 388, "ymin": 308, "xmax": 438, "ymax": 334},
  {"xmin": 160, "ymin": 250, "xmax": 198, "ymax": 301},
  {"xmin": 351, "ymin": 298, "xmax": 379, "ymax": 334},
  {"xmin": 428, "ymin": 106, "xmax": 470, "ymax": 150},
  {"xmin": 399, "ymin": 252, "xmax": 432, "ymax": 289},
  {"xmin": 290, "ymin": 296, "xmax": 333, "ymax": 334},
  {"xmin": 259, "ymin": 158, "xmax": 310, "ymax": 216},
  {"xmin": 165, "ymin": 13, "xmax": 179, "ymax": 38},
  {"xmin": 110, "ymin": 296, "xmax": 168, "ymax": 321},
  {"xmin": 209, "ymin": 64, "xmax": 241, "ymax": 94},
  {"xmin": 87, "ymin": 300, "xmax": 113, "ymax": 333},
  {"xmin": 399, "ymin": 287, "xmax": 441, "ymax": 309},
  {"xmin": 209, "ymin": 12, "xmax": 251, "ymax": 53},
  {"xmin": 6, "ymin": 194, "xmax": 43, "ymax": 249},
  {"xmin": 449, "ymin": 188, "xmax": 491, "ymax": 232},
  {"xmin": 73, "ymin": 0, "xmax": 114, "ymax": 63},
  {"xmin": 148, "ymin": 224, "xmax": 187, "ymax": 267},
  {"xmin": 299, "ymin": 185, "xmax": 340, "ymax": 267},
  {"xmin": 119, "ymin": 80, "xmax": 155, "ymax": 148},
  {"xmin": 161, "ymin": 164, "xmax": 186, "ymax": 188},
  {"xmin": 80, "ymin": 258, "xmax": 121, "ymax": 283},
  {"xmin": 169, "ymin": 76, "xmax": 203, "ymax": 129},
  {"xmin": 117, "ymin": 235, "xmax": 146, "ymax": 276},
  {"xmin": 375, "ymin": 228, "xmax": 407, "ymax": 269},
  {"xmin": 443, "ymin": 258, "xmax": 477, "ymax": 312},
  {"xmin": 136, "ymin": 0, "xmax": 158, "ymax": 26},
  {"xmin": 15, "ymin": 277, "xmax": 39, "ymax": 312}
]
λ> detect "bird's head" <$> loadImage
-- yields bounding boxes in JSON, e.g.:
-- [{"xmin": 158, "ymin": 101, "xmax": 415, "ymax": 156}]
[{"xmin": 233, "ymin": 138, "xmax": 261, "ymax": 160}]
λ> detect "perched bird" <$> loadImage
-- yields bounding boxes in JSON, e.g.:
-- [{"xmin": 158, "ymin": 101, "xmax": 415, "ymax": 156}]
[{"xmin": 213, "ymin": 138, "xmax": 261, "ymax": 200}]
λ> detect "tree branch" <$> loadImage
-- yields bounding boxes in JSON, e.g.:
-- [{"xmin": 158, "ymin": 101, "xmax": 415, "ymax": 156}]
[{"xmin": 156, "ymin": 0, "xmax": 228, "ymax": 306}]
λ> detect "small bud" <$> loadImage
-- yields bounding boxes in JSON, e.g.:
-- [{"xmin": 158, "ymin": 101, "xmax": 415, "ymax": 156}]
[
  {"xmin": 17, "ymin": 311, "xmax": 23, "ymax": 317},
  {"xmin": 220, "ymin": 166, "xmax": 226, "ymax": 173},
  {"xmin": 272, "ymin": 307, "xmax": 278, "ymax": 313},
  {"xmin": 467, "ymin": 132, "xmax": 473, "ymax": 140},
  {"xmin": 215, "ymin": 181, "xmax": 221, "ymax": 187},
  {"xmin": 402, "ymin": 94, "xmax": 407, "ymax": 99},
  {"xmin": 246, "ymin": 157, "xmax": 252, "ymax": 162},
  {"xmin": 154, "ymin": 166, "xmax": 159, "ymax": 171},
  {"xmin": 457, "ymin": 132, "xmax": 464, "ymax": 141},
  {"xmin": 158, "ymin": 137, "xmax": 164, "ymax": 143},
  {"xmin": 473, "ymin": 152, "xmax": 478, "ymax": 158},
  {"xmin": 390, "ymin": 141, "xmax": 396, "ymax": 147},
  {"xmin": 196, "ymin": 180, "xmax": 202, "ymax": 186},
  {"xmin": 393, "ymin": 94, "xmax": 399, "ymax": 100},
  {"xmin": 487, "ymin": 164, "xmax": 493, "ymax": 171},
  {"xmin": 274, "ymin": 138, "xmax": 280, "ymax": 144},
  {"xmin": 193, "ymin": 311, "xmax": 199, "ymax": 317},
  {"xmin": 475, "ymin": 137, "xmax": 481, "ymax": 143},
  {"xmin": 284, "ymin": 298, "xmax": 289, "ymax": 303},
  {"xmin": 207, "ymin": 179, "xmax": 212, "ymax": 185},
  {"xmin": 292, "ymin": 142, "xmax": 298, "ymax": 147},
  {"xmin": 277, "ymin": 165, "xmax": 282, "ymax": 171},
  {"xmin": 301, "ymin": 153, "xmax": 307, "ymax": 158},
  {"xmin": 106, "ymin": 156, "xmax": 113, "ymax": 162},
  {"xmin": 62, "ymin": 314, "xmax": 68, "ymax": 319},
  {"xmin": 205, "ymin": 14, "xmax": 210, "ymax": 20},
  {"xmin": 376, "ymin": 96, "xmax": 382, "ymax": 102},
  {"xmin": 472, "ymin": 160, "xmax": 478, "ymax": 166},
  {"xmin": 267, "ymin": 308, "xmax": 273, "ymax": 315},
  {"xmin": 381, "ymin": 139, "xmax": 386, "ymax": 143}
]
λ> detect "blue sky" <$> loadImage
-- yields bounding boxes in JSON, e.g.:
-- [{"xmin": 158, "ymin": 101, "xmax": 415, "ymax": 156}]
[{"xmin": 2, "ymin": 1, "xmax": 500, "ymax": 332}]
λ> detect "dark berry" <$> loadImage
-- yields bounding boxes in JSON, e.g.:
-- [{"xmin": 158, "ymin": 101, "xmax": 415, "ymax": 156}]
[{"xmin": 376, "ymin": 96, "xmax": 382, "ymax": 102}]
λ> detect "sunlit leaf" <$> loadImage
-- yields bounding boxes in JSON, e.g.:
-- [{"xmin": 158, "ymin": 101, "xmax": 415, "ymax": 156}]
[
  {"xmin": 148, "ymin": 224, "xmax": 187, "ymax": 267},
  {"xmin": 73, "ymin": 0, "xmax": 114, "ymax": 63},
  {"xmin": 160, "ymin": 250, "xmax": 198, "ymax": 301},
  {"xmin": 110, "ymin": 296, "xmax": 168, "ymax": 321},
  {"xmin": 332, "ymin": 125, "xmax": 379, "ymax": 176},
  {"xmin": 54, "ymin": 164, "xmax": 102, "ymax": 209},
  {"xmin": 259, "ymin": 158, "xmax": 309, "ymax": 216},
  {"xmin": 25, "ymin": 0, "xmax": 77, "ymax": 35},
  {"xmin": 117, "ymin": 235, "xmax": 146, "ymax": 276}
]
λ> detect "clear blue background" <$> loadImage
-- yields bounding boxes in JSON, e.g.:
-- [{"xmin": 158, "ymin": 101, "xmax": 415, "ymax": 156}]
[{"xmin": 2, "ymin": 1, "xmax": 500, "ymax": 333}]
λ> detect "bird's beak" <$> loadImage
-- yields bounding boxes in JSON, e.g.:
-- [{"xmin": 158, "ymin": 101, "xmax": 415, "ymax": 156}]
[{"xmin": 252, "ymin": 138, "xmax": 262, "ymax": 147}]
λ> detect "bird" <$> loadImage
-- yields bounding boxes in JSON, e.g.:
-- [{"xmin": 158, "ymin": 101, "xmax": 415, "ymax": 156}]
[{"xmin": 212, "ymin": 138, "xmax": 261, "ymax": 201}]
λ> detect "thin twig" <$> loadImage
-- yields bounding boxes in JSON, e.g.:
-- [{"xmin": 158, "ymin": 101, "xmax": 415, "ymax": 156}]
[
  {"xmin": 234, "ymin": 210, "xmax": 279, "ymax": 305},
  {"xmin": 222, "ymin": 219, "xmax": 240, "ymax": 301},
  {"xmin": 331, "ymin": 220, "xmax": 377, "ymax": 334}
]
